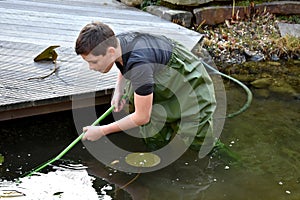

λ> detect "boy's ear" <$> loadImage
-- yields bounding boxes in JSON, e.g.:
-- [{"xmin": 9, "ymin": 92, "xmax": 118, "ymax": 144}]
[{"xmin": 107, "ymin": 47, "xmax": 115, "ymax": 55}]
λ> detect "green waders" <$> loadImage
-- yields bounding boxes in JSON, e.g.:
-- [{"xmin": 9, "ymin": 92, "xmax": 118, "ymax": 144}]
[{"xmin": 126, "ymin": 41, "xmax": 216, "ymax": 151}]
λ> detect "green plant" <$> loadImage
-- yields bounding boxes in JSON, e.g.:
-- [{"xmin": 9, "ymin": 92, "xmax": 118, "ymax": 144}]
[
  {"xmin": 0, "ymin": 154, "xmax": 4, "ymax": 164},
  {"xmin": 141, "ymin": 0, "xmax": 160, "ymax": 10},
  {"xmin": 277, "ymin": 15, "xmax": 300, "ymax": 24}
]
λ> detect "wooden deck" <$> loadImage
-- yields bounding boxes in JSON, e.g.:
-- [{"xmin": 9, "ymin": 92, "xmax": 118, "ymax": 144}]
[{"xmin": 0, "ymin": 0, "xmax": 202, "ymax": 121}]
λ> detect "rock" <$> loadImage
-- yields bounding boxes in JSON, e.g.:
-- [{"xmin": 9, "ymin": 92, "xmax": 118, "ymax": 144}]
[
  {"xmin": 293, "ymin": 94, "xmax": 300, "ymax": 100},
  {"xmin": 251, "ymin": 78, "xmax": 273, "ymax": 89},
  {"xmin": 267, "ymin": 61, "xmax": 281, "ymax": 66},
  {"xmin": 162, "ymin": 0, "xmax": 214, "ymax": 6},
  {"xmin": 121, "ymin": 0, "xmax": 142, "ymax": 7},
  {"xmin": 193, "ymin": 6, "xmax": 250, "ymax": 26},
  {"xmin": 255, "ymin": 1, "xmax": 300, "ymax": 16},
  {"xmin": 293, "ymin": 60, "xmax": 300, "ymax": 64},
  {"xmin": 269, "ymin": 79, "xmax": 297, "ymax": 96},
  {"xmin": 232, "ymin": 74, "xmax": 256, "ymax": 82},
  {"xmin": 277, "ymin": 22, "xmax": 300, "ymax": 38},
  {"xmin": 244, "ymin": 49, "xmax": 265, "ymax": 62},
  {"xmin": 270, "ymin": 54, "xmax": 280, "ymax": 61},
  {"xmin": 254, "ymin": 89, "xmax": 270, "ymax": 98},
  {"xmin": 146, "ymin": 5, "xmax": 193, "ymax": 27},
  {"xmin": 193, "ymin": 1, "xmax": 300, "ymax": 25},
  {"xmin": 244, "ymin": 49, "xmax": 257, "ymax": 57},
  {"xmin": 249, "ymin": 54, "xmax": 265, "ymax": 62}
]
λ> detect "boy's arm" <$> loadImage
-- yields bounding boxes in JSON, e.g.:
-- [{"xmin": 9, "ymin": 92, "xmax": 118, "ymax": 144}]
[
  {"xmin": 104, "ymin": 92, "xmax": 153, "ymax": 133},
  {"xmin": 112, "ymin": 71, "xmax": 126, "ymax": 112},
  {"xmin": 82, "ymin": 93, "xmax": 153, "ymax": 141}
]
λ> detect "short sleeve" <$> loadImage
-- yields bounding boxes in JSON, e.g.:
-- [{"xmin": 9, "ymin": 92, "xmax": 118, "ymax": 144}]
[{"xmin": 127, "ymin": 62, "xmax": 154, "ymax": 96}]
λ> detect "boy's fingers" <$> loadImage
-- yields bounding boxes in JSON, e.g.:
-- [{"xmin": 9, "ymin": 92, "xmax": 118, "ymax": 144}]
[
  {"xmin": 113, "ymin": 104, "xmax": 119, "ymax": 112},
  {"xmin": 83, "ymin": 126, "xmax": 88, "ymax": 132},
  {"xmin": 121, "ymin": 98, "xmax": 126, "ymax": 105},
  {"xmin": 113, "ymin": 99, "xmax": 126, "ymax": 112},
  {"xmin": 82, "ymin": 127, "xmax": 88, "ymax": 141},
  {"xmin": 82, "ymin": 135, "xmax": 87, "ymax": 141}
]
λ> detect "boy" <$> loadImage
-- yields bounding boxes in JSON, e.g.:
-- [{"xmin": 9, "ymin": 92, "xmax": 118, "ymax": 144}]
[{"xmin": 75, "ymin": 21, "xmax": 216, "ymax": 151}]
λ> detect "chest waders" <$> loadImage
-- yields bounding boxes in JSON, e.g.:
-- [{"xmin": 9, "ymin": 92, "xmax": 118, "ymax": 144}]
[{"xmin": 125, "ymin": 41, "xmax": 217, "ymax": 151}]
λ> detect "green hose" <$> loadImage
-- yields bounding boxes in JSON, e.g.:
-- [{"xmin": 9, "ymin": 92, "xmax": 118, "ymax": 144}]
[
  {"xmin": 201, "ymin": 60, "xmax": 253, "ymax": 118},
  {"xmin": 22, "ymin": 105, "xmax": 115, "ymax": 178}
]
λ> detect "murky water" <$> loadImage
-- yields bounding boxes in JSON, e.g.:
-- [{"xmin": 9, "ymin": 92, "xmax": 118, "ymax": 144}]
[{"xmin": 0, "ymin": 70, "xmax": 299, "ymax": 199}]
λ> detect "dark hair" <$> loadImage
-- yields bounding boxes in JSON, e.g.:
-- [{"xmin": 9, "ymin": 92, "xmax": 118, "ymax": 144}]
[{"xmin": 75, "ymin": 21, "xmax": 118, "ymax": 56}]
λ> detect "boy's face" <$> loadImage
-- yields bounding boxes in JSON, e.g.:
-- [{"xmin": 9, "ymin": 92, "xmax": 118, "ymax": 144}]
[{"xmin": 81, "ymin": 51, "xmax": 114, "ymax": 73}]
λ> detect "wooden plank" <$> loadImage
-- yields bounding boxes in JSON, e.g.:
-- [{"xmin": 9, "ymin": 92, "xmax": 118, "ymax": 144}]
[
  {"xmin": 0, "ymin": 0, "xmax": 202, "ymax": 121},
  {"xmin": 0, "ymin": 90, "xmax": 113, "ymax": 121},
  {"xmin": 1, "ymin": 0, "xmax": 154, "ymax": 19},
  {"xmin": 0, "ymin": 63, "xmax": 117, "ymax": 94},
  {"xmin": 0, "ymin": 3, "xmax": 201, "ymax": 49}
]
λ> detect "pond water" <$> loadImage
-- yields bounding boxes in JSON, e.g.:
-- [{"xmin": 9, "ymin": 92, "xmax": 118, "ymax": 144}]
[{"xmin": 0, "ymin": 65, "xmax": 299, "ymax": 199}]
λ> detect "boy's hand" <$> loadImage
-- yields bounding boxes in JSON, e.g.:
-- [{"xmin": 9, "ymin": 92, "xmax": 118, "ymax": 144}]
[
  {"xmin": 82, "ymin": 126, "xmax": 105, "ymax": 141},
  {"xmin": 111, "ymin": 92, "xmax": 126, "ymax": 112}
]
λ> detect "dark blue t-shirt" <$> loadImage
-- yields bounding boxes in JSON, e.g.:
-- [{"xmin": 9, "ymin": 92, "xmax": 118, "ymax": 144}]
[{"xmin": 116, "ymin": 32, "xmax": 173, "ymax": 95}]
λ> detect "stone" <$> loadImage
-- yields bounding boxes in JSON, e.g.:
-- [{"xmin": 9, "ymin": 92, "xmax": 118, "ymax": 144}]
[
  {"xmin": 254, "ymin": 89, "xmax": 270, "ymax": 98},
  {"xmin": 121, "ymin": 0, "xmax": 142, "ymax": 7},
  {"xmin": 232, "ymin": 74, "xmax": 256, "ymax": 82},
  {"xmin": 277, "ymin": 22, "xmax": 300, "ymax": 38},
  {"xmin": 193, "ymin": 1, "xmax": 300, "ymax": 26},
  {"xmin": 146, "ymin": 5, "xmax": 193, "ymax": 27},
  {"xmin": 162, "ymin": 0, "xmax": 213, "ymax": 6},
  {"xmin": 255, "ymin": 1, "xmax": 300, "ymax": 15},
  {"xmin": 251, "ymin": 78, "xmax": 273, "ymax": 89},
  {"xmin": 193, "ymin": 6, "xmax": 251, "ymax": 26},
  {"xmin": 269, "ymin": 79, "xmax": 297, "ymax": 96}
]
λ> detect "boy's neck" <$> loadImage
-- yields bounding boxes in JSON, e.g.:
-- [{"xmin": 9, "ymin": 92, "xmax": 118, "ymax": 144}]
[{"xmin": 115, "ymin": 39, "xmax": 123, "ymax": 66}]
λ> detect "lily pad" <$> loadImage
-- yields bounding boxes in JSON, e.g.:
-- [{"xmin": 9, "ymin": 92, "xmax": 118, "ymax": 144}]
[
  {"xmin": 125, "ymin": 153, "xmax": 160, "ymax": 168},
  {"xmin": 34, "ymin": 45, "xmax": 60, "ymax": 62}
]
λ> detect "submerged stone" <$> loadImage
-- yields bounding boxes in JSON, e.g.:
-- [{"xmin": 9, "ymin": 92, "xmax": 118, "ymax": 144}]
[
  {"xmin": 254, "ymin": 89, "xmax": 270, "ymax": 98},
  {"xmin": 269, "ymin": 79, "xmax": 297, "ymax": 96},
  {"xmin": 251, "ymin": 78, "xmax": 273, "ymax": 89}
]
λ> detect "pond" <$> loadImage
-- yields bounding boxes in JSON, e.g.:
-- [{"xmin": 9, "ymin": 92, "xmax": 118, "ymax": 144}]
[{"xmin": 0, "ymin": 63, "xmax": 299, "ymax": 200}]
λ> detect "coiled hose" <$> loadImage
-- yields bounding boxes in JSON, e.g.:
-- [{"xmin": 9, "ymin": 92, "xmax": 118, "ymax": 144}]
[{"xmin": 201, "ymin": 60, "xmax": 253, "ymax": 118}]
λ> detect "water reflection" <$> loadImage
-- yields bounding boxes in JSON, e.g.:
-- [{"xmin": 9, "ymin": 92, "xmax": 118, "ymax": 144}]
[{"xmin": 0, "ymin": 162, "xmax": 108, "ymax": 200}]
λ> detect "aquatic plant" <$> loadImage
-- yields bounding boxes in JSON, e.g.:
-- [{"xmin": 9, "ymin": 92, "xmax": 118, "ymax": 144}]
[
  {"xmin": 0, "ymin": 154, "xmax": 3, "ymax": 165},
  {"xmin": 210, "ymin": 140, "xmax": 241, "ymax": 165}
]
